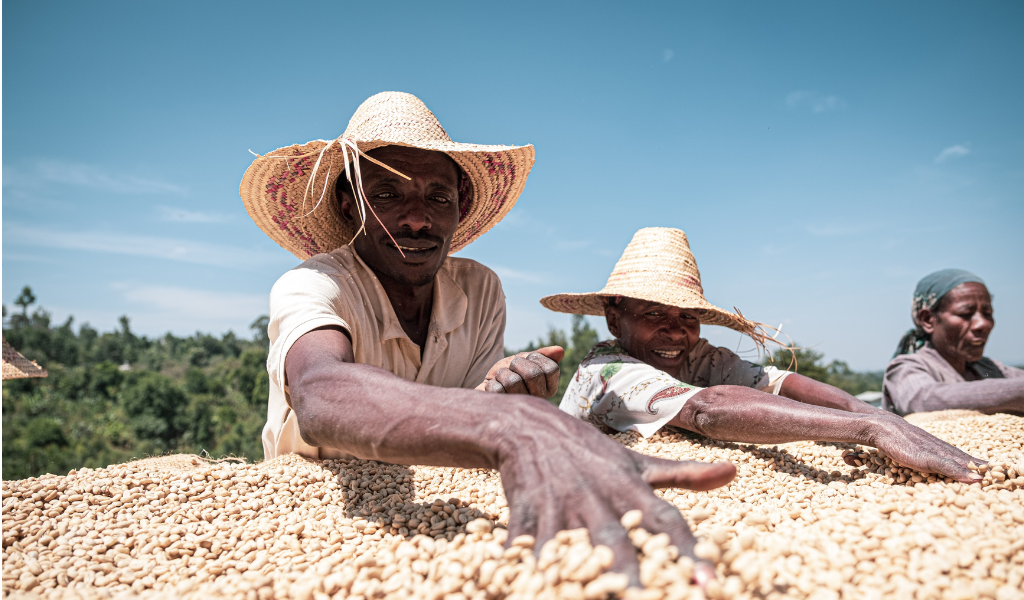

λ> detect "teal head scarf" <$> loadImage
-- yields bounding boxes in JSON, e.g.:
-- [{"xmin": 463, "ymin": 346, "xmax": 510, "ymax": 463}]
[{"xmin": 894, "ymin": 269, "xmax": 986, "ymax": 357}]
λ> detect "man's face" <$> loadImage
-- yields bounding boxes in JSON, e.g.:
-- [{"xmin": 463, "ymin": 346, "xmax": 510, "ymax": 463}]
[
  {"xmin": 920, "ymin": 282, "xmax": 994, "ymax": 365},
  {"xmin": 605, "ymin": 298, "xmax": 701, "ymax": 373},
  {"xmin": 339, "ymin": 146, "xmax": 461, "ymax": 288}
]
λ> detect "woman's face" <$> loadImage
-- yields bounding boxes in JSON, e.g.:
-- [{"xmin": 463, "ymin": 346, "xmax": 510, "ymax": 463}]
[
  {"xmin": 920, "ymin": 282, "xmax": 994, "ymax": 367},
  {"xmin": 605, "ymin": 298, "xmax": 701, "ymax": 373}
]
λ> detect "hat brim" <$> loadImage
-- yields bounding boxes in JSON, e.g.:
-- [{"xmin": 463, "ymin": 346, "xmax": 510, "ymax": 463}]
[
  {"xmin": 540, "ymin": 289, "xmax": 757, "ymax": 336},
  {"xmin": 240, "ymin": 139, "xmax": 534, "ymax": 260}
]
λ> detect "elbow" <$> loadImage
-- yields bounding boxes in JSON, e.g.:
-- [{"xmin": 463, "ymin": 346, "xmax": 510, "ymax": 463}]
[
  {"xmin": 680, "ymin": 388, "xmax": 731, "ymax": 436},
  {"xmin": 290, "ymin": 384, "xmax": 326, "ymax": 447}
]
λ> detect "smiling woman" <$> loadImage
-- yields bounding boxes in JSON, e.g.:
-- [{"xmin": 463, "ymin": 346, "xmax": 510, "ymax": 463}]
[
  {"xmin": 883, "ymin": 269, "xmax": 1024, "ymax": 416},
  {"xmin": 538, "ymin": 227, "xmax": 989, "ymax": 484}
]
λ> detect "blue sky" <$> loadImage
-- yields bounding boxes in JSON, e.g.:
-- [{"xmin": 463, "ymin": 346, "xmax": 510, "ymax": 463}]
[{"xmin": 3, "ymin": 1, "xmax": 1023, "ymax": 370}]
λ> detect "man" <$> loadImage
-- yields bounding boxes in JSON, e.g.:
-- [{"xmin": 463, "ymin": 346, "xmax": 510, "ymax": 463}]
[{"xmin": 239, "ymin": 92, "xmax": 735, "ymax": 586}]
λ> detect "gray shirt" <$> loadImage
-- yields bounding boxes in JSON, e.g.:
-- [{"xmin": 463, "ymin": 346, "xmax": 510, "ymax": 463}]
[{"xmin": 882, "ymin": 344, "xmax": 1024, "ymax": 416}]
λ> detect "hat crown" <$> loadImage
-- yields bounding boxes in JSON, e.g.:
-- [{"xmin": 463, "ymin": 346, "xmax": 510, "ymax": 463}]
[
  {"xmin": 343, "ymin": 91, "xmax": 452, "ymax": 145},
  {"xmin": 605, "ymin": 227, "xmax": 704, "ymax": 296}
]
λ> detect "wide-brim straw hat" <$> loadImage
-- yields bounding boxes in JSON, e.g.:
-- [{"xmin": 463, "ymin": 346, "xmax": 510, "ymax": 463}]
[
  {"xmin": 2, "ymin": 338, "xmax": 47, "ymax": 380},
  {"xmin": 540, "ymin": 227, "xmax": 763, "ymax": 338},
  {"xmin": 240, "ymin": 91, "xmax": 535, "ymax": 260}
]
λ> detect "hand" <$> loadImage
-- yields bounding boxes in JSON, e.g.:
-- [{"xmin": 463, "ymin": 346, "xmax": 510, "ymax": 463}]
[
  {"xmin": 496, "ymin": 402, "xmax": 736, "ymax": 589},
  {"xmin": 479, "ymin": 346, "xmax": 564, "ymax": 399},
  {"xmin": 851, "ymin": 414, "xmax": 985, "ymax": 483}
]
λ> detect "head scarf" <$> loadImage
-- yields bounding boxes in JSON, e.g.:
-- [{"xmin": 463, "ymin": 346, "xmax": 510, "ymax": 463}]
[{"xmin": 894, "ymin": 269, "xmax": 986, "ymax": 357}]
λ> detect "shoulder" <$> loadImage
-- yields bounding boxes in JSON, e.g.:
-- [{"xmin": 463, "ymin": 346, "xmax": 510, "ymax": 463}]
[
  {"xmin": 443, "ymin": 256, "xmax": 502, "ymax": 284},
  {"xmin": 273, "ymin": 249, "xmax": 356, "ymax": 287},
  {"xmin": 441, "ymin": 256, "xmax": 505, "ymax": 301},
  {"xmin": 269, "ymin": 248, "xmax": 375, "ymax": 317},
  {"xmin": 885, "ymin": 348, "xmax": 940, "ymax": 376},
  {"xmin": 579, "ymin": 341, "xmax": 642, "ymax": 369}
]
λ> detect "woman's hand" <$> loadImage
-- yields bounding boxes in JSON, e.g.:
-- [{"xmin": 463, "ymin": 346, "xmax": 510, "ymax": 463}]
[{"xmin": 856, "ymin": 414, "xmax": 984, "ymax": 483}]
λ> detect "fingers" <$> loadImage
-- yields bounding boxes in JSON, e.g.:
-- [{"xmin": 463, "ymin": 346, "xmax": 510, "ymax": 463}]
[
  {"xmin": 492, "ymin": 355, "xmax": 561, "ymax": 398},
  {"xmin": 484, "ymin": 379, "xmax": 508, "ymax": 394},
  {"xmin": 494, "ymin": 368, "xmax": 529, "ymax": 395},
  {"xmin": 514, "ymin": 353, "xmax": 560, "ymax": 398},
  {"xmin": 693, "ymin": 560, "xmax": 717, "ymax": 589},
  {"xmin": 637, "ymin": 497, "xmax": 698, "ymax": 560},
  {"xmin": 581, "ymin": 499, "xmax": 642, "ymax": 588},
  {"xmin": 534, "ymin": 345, "xmax": 565, "ymax": 363},
  {"xmin": 928, "ymin": 455, "xmax": 983, "ymax": 484},
  {"xmin": 532, "ymin": 495, "xmax": 569, "ymax": 559},
  {"xmin": 505, "ymin": 494, "xmax": 540, "ymax": 545},
  {"xmin": 639, "ymin": 455, "xmax": 737, "ymax": 491}
]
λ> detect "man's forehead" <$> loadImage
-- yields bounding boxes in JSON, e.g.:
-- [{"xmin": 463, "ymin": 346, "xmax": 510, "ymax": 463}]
[
  {"xmin": 621, "ymin": 298, "xmax": 698, "ymax": 314},
  {"xmin": 364, "ymin": 146, "xmax": 459, "ymax": 181}
]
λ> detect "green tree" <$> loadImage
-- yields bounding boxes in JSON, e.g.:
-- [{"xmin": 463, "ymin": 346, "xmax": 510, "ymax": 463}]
[
  {"xmin": 15, "ymin": 286, "xmax": 36, "ymax": 316},
  {"xmin": 764, "ymin": 344, "xmax": 882, "ymax": 396},
  {"xmin": 3, "ymin": 288, "xmax": 269, "ymax": 479}
]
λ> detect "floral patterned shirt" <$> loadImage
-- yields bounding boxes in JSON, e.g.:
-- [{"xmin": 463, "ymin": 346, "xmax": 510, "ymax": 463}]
[{"xmin": 560, "ymin": 340, "xmax": 791, "ymax": 438}]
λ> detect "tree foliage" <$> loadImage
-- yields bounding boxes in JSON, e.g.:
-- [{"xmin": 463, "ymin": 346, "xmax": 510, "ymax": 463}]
[
  {"xmin": 2, "ymin": 288, "xmax": 270, "ymax": 480},
  {"xmin": 4, "ymin": 287, "xmax": 884, "ymax": 480},
  {"xmin": 762, "ymin": 345, "xmax": 883, "ymax": 396}
]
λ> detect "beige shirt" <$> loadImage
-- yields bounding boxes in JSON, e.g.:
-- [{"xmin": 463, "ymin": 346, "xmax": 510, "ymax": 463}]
[{"xmin": 262, "ymin": 246, "xmax": 506, "ymax": 460}]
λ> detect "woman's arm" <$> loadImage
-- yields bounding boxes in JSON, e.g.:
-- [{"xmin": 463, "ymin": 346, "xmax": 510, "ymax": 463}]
[
  {"xmin": 886, "ymin": 360, "xmax": 1024, "ymax": 414},
  {"xmin": 778, "ymin": 373, "xmax": 887, "ymax": 415},
  {"xmin": 670, "ymin": 385, "xmax": 983, "ymax": 483}
]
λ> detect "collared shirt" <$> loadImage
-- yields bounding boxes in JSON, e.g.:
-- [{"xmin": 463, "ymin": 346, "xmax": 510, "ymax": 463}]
[
  {"xmin": 883, "ymin": 343, "xmax": 1024, "ymax": 416},
  {"xmin": 263, "ymin": 245, "xmax": 506, "ymax": 460},
  {"xmin": 559, "ymin": 340, "xmax": 791, "ymax": 438}
]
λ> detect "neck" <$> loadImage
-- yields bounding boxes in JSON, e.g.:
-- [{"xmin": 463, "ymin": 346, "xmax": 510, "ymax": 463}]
[
  {"xmin": 376, "ymin": 272, "xmax": 435, "ymax": 351},
  {"xmin": 929, "ymin": 342, "xmax": 967, "ymax": 376}
]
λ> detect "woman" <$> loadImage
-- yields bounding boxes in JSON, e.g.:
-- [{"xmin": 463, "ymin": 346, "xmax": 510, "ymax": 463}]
[
  {"xmin": 535, "ymin": 227, "xmax": 983, "ymax": 483},
  {"xmin": 883, "ymin": 269, "xmax": 1024, "ymax": 416}
]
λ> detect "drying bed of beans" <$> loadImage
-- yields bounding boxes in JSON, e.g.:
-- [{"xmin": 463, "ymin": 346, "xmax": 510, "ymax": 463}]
[{"xmin": 3, "ymin": 412, "xmax": 1023, "ymax": 600}]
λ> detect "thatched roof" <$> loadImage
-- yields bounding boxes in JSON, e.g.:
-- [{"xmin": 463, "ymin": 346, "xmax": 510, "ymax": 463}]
[{"xmin": 2, "ymin": 337, "xmax": 48, "ymax": 380}]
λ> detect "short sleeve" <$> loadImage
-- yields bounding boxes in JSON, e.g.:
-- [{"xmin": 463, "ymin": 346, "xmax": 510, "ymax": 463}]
[
  {"xmin": 560, "ymin": 350, "xmax": 702, "ymax": 438},
  {"xmin": 267, "ymin": 266, "xmax": 352, "ymax": 404},
  {"xmin": 760, "ymin": 366, "xmax": 793, "ymax": 395}
]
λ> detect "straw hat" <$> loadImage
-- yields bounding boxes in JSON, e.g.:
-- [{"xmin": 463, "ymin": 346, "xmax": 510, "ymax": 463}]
[
  {"xmin": 2, "ymin": 338, "xmax": 47, "ymax": 380},
  {"xmin": 540, "ymin": 227, "xmax": 760, "ymax": 336},
  {"xmin": 240, "ymin": 91, "xmax": 535, "ymax": 259}
]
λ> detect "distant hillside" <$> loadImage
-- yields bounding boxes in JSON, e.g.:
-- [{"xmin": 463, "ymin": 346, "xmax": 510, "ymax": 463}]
[
  {"xmin": 3, "ymin": 287, "xmax": 269, "ymax": 480},
  {"xmin": 4, "ymin": 288, "xmax": 883, "ymax": 480}
]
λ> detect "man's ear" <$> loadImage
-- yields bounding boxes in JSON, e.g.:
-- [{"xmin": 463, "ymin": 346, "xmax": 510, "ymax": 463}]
[
  {"xmin": 605, "ymin": 306, "xmax": 620, "ymax": 338},
  {"xmin": 338, "ymin": 188, "xmax": 354, "ymax": 222},
  {"xmin": 918, "ymin": 308, "xmax": 937, "ymax": 335}
]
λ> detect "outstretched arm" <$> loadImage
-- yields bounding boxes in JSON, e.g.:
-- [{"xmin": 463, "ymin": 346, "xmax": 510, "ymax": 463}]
[
  {"xmin": 885, "ymin": 361, "xmax": 1024, "ymax": 415},
  {"xmin": 778, "ymin": 373, "xmax": 887, "ymax": 415},
  {"xmin": 670, "ymin": 386, "xmax": 983, "ymax": 483},
  {"xmin": 287, "ymin": 327, "xmax": 736, "ymax": 587}
]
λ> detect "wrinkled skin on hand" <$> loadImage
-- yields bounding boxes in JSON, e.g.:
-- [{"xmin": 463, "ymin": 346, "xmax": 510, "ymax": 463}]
[
  {"xmin": 496, "ymin": 413, "xmax": 737, "ymax": 587},
  {"xmin": 479, "ymin": 346, "xmax": 563, "ymax": 399},
  {"xmin": 846, "ymin": 413, "xmax": 986, "ymax": 479},
  {"xmin": 287, "ymin": 328, "xmax": 736, "ymax": 590},
  {"xmin": 675, "ymin": 387, "xmax": 984, "ymax": 484}
]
